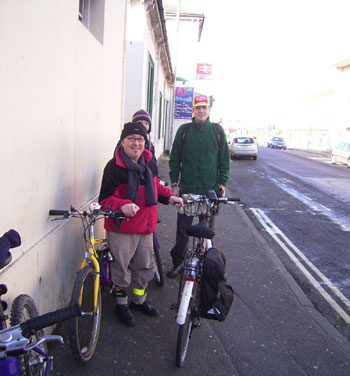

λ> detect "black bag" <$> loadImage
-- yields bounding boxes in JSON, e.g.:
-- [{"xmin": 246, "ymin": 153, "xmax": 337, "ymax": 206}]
[{"xmin": 200, "ymin": 248, "xmax": 234, "ymax": 322}]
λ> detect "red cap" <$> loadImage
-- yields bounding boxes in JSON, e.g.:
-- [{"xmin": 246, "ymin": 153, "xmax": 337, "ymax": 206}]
[{"xmin": 193, "ymin": 95, "xmax": 210, "ymax": 107}]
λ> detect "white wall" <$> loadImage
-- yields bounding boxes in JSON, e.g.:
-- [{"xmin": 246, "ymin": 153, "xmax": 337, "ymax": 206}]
[{"xmin": 0, "ymin": 0, "xmax": 127, "ymax": 315}]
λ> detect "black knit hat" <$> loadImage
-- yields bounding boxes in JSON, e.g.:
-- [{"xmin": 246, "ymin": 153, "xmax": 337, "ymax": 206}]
[
  {"xmin": 132, "ymin": 109, "xmax": 152, "ymax": 133},
  {"xmin": 120, "ymin": 122, "xmax": 148, "ymax": 141}
]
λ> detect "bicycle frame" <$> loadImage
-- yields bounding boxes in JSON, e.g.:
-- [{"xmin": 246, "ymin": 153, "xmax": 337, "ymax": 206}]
[
  {"xmin": 175, "ymin": 190, "xmax": 240, "ymax": 367},
  {"xmin": 176, "ymin": 236, "xmax": 212, "ymax": 325},
  {"xmin": 0, "ymin": 229, "xmax": 80, "ymax": 376}
]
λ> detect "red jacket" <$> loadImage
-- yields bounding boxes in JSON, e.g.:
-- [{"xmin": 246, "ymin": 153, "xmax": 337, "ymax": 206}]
[{"xmin": 98, "ymin": 147, "xmax": 172, "ymax": 234}]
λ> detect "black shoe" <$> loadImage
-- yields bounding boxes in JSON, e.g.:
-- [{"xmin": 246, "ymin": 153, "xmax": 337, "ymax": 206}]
[
  {"xmin": 130, "ymin": 301, "xmax": 158, "ymax": 316},
  {"xmin": 114, "ymin": 304, "xmax": 135, "ymax": 327},
  {"xmin": 167, "ymin": 264, "xmax": 182, "ymax": 279}
]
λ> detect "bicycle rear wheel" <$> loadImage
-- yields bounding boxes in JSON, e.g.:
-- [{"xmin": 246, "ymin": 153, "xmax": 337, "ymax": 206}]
[
  {"xmin": 176, "ymin": 281, "xmax": 198, "ymax": 368},
  {"xmin": 10, "ymin": 294, "xmax": 48, "ymax": 375},
  {"xmin": 69, "ymin": 265, "xmax": 101, "ymax": 363},
  {"xmin": 153, "ymin": 235, "xmax": 164, "ymax": 286}
]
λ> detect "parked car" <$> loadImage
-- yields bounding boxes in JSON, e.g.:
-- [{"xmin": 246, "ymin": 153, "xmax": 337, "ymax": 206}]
[
  {"xmin": 331, "ymin": 142, "xmax": 350, "ymax": 168},
  {"xmin": 230, "ymin": 136, "xmax": 258, "ymax": 160},
  {"xmin": 267, "ymin": 137, "xmax": 286, "ymax": 149}
]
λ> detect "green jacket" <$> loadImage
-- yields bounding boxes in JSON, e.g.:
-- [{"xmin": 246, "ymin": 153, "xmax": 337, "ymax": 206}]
[{"xmin": 169, "ymin": 117, "xmax": 230, "ymax": 194}]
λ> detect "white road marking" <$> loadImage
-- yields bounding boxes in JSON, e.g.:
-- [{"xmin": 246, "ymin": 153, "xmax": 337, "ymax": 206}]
[
  {"xmin": 268, "ymin": 176, "xmax": 350, "ymax": 231},
  {"xmin": 251, "ymin": 208, "xmax": 350, "ymax": 324}
]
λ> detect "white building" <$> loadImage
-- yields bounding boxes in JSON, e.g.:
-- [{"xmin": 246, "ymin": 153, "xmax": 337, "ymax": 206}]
[
  {"xmin": 1, "ymin": 0, "xmax": 128, "ymax": 314},
  {"xmin": 124, "ymin": 0, "xmax": 174, "ymax": 155},
  {"xmin": 164, "ymin": 1, "xmax": 205, "ymax": 139}
]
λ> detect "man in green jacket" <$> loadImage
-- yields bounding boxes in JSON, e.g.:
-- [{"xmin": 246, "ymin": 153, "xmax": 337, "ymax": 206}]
[{"xmin": 168, "ymin": 94, "xmax": 230, "ymax": 278}]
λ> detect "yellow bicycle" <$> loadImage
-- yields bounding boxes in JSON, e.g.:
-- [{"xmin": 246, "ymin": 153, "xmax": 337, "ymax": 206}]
[{"xmin": 49, "ymin": 203, "xmax": 125, "ymax": 363}]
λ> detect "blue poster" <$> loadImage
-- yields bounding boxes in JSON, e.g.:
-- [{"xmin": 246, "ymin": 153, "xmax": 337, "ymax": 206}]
[{"xmin": 174, "ymin": 87, "xmax": 194, "ymax": 119}]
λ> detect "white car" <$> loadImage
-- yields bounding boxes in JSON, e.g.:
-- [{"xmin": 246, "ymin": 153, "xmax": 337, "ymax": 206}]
[
  {"xmin": 331, "ymin": 142, "xmax": 350, "ymax": 168},
  {"xmin": 230, "ymin": 136, "xmax": 258, "ymax": 160}
]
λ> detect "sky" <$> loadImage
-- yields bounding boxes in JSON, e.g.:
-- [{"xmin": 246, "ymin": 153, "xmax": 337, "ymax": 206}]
[{"xmin": 183, "ymin": 0, "xmax": 350, "ymax": 122}]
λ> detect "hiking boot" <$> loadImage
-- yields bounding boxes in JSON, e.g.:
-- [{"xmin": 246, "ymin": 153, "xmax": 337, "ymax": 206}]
[
  {"xmin": 114, "ymin": 304, "xmax": 135, "ymax": 327},
  {"xmin": 166, "ymin": 264, "xmax": 182, "ymax": 279},
  {"xmin": 130, "ymin": 301, "xmax": 158, "ymax": 316}
]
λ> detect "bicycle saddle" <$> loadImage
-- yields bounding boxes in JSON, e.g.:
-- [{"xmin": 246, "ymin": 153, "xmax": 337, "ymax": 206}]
[{"xmin": 186, "ymin": 221, "xmax": 215, "ymax": 240}]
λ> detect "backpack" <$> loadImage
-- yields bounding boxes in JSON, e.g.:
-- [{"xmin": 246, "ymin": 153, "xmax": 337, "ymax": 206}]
[
  {"xmin": 180, "ymin": 122, "xmax": 223, "ymax": 163},
  {"xmin": 199, "ymin": 248, "xmax": 234, "ymax": 322}
]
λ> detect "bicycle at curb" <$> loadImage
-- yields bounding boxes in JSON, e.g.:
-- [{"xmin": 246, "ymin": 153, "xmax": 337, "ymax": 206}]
[
  {"xmin": 153, "ymin": 223, "xmax": 164, "ymax": 287},
  {"xmin": 151, "ymin": 178, "xmax": 170, "ymax": 288},
  {"xmin": 0, "ymin": 229, "xmax": 81, "ymax": 376},
  {"xmin": 49, "ymin": 203, "xmax": 127, "ymax": 364},
  {"xmin": 174, "ymin": 191, "xmax": 240, "ymax": 367}
]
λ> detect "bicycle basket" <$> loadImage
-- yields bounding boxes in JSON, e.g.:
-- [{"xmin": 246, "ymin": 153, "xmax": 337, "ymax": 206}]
[{"xmin": 177, "ymin": 194, "xmax": 210, "ymax": 216}]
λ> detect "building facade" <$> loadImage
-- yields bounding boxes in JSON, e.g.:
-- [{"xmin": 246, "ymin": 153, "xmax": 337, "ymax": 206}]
[
  {"xmin": 124, "ymin": 0, "xmax": 174, "ymax": 156},
  {"xmin": 1, "ymin": 0, "xmax": 128, "ymax": 313}
]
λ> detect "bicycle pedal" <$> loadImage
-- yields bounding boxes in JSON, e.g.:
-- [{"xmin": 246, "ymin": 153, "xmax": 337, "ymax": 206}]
[
  {"xmin": 170, "ymin": 303, "xmax": 179, "ymax": 311},
  {"xmin": 193, "ymin": 319, "xmax": 201, "ymax": 328}
]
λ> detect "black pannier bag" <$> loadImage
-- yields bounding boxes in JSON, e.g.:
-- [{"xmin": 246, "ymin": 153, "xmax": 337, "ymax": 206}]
[{"xmin": 200, "ymin": 248, "xmax": 234, "ymax": 322}]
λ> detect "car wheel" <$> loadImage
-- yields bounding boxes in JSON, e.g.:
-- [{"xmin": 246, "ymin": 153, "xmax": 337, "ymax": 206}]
[
  {"xmin": 253, "ymin": 156, "xmax": 257, "ymax": 160},
  {"xmin": 230, "ymin": 154, "xmax": 235, "ymax": 160},
  {"xmin": 347, "ymin": 158, "xmax": 350, "ymax": 168}
]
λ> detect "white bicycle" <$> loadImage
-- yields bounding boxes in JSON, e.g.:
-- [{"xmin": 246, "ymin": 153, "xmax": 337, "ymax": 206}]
[{"xmin": 174, "ymin": 190, "xmax": 240, "ymax": 367}]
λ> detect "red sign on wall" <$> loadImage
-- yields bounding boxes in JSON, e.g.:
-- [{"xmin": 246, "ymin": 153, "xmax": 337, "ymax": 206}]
[{"xmin": 196, "ymin": 63, "xmax": 212, "ymax": 80}]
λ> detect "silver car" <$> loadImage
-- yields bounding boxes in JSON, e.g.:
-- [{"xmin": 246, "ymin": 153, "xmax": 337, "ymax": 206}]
[
  {"xmin": 267, "ymin": 136, "xmax": 286, "ymax": 149},
  {"xmin": 230, "ymin": 136, "xmax": 258, "ymax": 160},
  {"xmin": 331, "ymin": 142, "xmax": 350, "ymax": 168}
]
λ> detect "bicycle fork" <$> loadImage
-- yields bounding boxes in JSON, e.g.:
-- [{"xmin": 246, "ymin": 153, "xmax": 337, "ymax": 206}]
[{"xmin": 81, "ymin": 250, "xmax": 100, "ymax": 315}]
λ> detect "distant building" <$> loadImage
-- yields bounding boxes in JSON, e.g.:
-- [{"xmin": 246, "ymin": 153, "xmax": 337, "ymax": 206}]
[{"xmin": 124, "ymin": 0, "xmax": 174, "ymax": 156}]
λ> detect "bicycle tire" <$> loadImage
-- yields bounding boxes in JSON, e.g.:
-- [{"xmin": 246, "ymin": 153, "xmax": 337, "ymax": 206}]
[
  {"xmin": 69, "ymin": 265, "xmax": 101, "ymax": 363},
  {"xmin": 10, "ymin": 294, "xmax": 48, "ymax": 376},
  {"xmin": 176, "ymin": 282, "xmax": 198, "ymax": 368},
  {"xmin": 153, "ymin": 236, "xmax": 164, "ymax": 287}
]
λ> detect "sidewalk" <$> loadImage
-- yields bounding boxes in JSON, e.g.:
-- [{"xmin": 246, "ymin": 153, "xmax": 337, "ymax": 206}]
[
  {"xmin": 50, "ymin": 156, "xmax": 350, "ymax": 376},
  {"xmin": 286, "ymin": 148, "xmax": 331, "ymax": 158}
]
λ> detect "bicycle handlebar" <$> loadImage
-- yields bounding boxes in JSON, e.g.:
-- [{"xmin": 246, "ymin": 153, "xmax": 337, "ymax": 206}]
[
  {"xmin": 2, "ymin": 304, "xmax": 82, "ymax": 356},
  {"xmin": 48, "ymin": 206, "xmax": 125, "ymax": 219},
  {"xmin": 48, "ymin": 209, "xmax": 70, "ymax": 216},
  {"xmin": 183, "ymin": 192, "xmax": 240, "ymax": 205},
  {"xmin": 20, "ymin": 304, "xmax": 81, "ymax": 338}
]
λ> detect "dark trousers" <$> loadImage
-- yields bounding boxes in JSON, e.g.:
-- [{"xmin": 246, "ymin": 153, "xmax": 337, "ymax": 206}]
[
  {"xmin": 170, "ymin": 212, "xmax": 216, "ymax": 267},
  {"xmin": 170, "ymin": 213, "xmax": 195, "ymax": 267}
]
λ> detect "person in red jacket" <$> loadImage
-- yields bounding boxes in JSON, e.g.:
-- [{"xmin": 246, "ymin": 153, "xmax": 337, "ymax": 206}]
[{"xmin": 98, "ymin": 122, "xmax": 183, "ymax": 327}]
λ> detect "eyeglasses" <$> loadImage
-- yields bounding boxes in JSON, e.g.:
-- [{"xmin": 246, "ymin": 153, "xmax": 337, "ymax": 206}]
[{"xmin": 126, "ymin": 136, "xmax": 145, "ymax": 143}]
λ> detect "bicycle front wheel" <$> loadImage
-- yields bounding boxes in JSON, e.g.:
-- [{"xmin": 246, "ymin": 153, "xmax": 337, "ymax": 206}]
[
  {"xmin": 176, "ymin": 281, "xmax": 198, "ymax": 368},
  {"xmin": 10, "ymin": 294, "xmax": 48, "ymax": 376},
  {"xmin": 69, "ymin": 265, "xmax": 101, "ymax": 363},
  {"xmin": 153, "ymin": 235, "xmax": 164, "ymax": 287}
]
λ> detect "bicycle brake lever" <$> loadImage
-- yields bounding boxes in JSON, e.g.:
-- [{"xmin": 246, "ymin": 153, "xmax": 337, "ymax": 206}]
[
  {"xmin": 26, "ymin": 335, "xmax": 64, "ymax": 351},
  {"xmin": 207, "ymin": 190, "xmax": 218, "ymax": 201}
]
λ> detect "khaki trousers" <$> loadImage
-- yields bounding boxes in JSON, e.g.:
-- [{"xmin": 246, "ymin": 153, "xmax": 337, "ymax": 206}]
[{"xmin": 107, "ymin": 231, "xmax": 154, "ymax": 305}]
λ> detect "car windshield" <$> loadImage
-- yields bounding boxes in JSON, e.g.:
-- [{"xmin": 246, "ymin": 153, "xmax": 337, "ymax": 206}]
[
  {"xmin": 235, "ymin": 137, "xmax": 253, "ymax": 144},
  {"xmin": 272, "ymin": 137, "xmax": 284, "ymax": 141}
]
